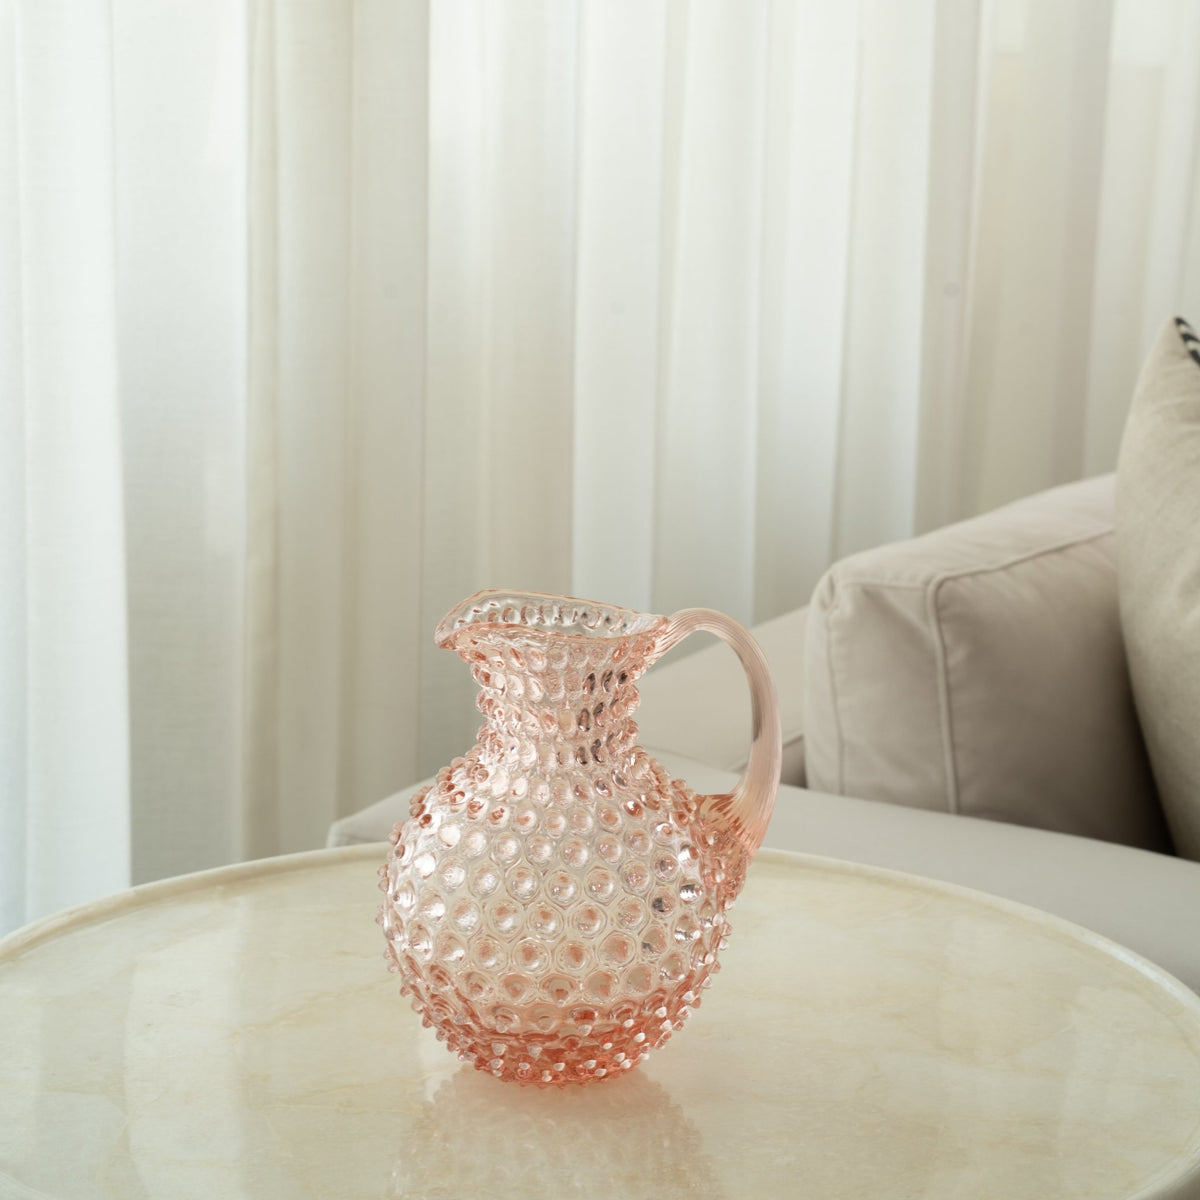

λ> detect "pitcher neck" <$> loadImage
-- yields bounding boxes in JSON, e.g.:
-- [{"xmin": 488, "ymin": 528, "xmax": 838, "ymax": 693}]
[{"xmin": 471, "ymin": 663, "xmax": 644, "ymax": 773}]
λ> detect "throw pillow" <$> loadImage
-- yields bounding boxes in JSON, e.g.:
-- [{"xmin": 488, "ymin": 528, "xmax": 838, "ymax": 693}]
[
  {"xmin": 1116, "ymin": 316, "xmax": 1200, "ymax": 860},
  {"xmin": 804, "ymin": 475, "xmax": 1170, "ymax": 850}
]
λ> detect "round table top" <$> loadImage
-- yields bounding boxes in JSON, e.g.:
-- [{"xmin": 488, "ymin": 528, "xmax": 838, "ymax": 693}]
[{"xmin": 2, "ymin": 845, "xmax": 1200, "ymax": 1200}]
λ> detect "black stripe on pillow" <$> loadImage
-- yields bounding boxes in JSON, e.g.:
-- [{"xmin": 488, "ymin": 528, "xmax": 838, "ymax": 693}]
[{"xmin": 1177, "ymin": 316, "xmax": 1200, "ymax": 367}]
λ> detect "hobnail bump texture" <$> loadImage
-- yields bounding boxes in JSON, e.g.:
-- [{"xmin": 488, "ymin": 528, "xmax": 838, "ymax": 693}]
[{"xmin": 378, "ymin": 590, "xmax": 781, "ymax": 1086}]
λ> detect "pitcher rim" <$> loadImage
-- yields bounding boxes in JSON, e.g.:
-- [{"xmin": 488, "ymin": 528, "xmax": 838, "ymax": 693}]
[{"xmin": 435, "ymin": 589, "xmax": 668, "ymax": 649}]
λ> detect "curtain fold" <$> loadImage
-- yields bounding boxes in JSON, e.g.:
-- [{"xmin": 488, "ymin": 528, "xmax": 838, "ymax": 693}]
[
  {"xmin": 754, "ymin": 0, "xmax": 858, "ymax": 619},
  {"xmin": 5, "ymin": 0, "xmax": 1200, "ymax": 930},
  {"xmin": 114, "ymin": 0, "xmax": 248, "ymax": 884},
  {"xmin": 1, "ymin": 0, "xmax": 131, "ymax": 931},
  {"xmin": 571, "ymin": 0, "xmax": 667, "ymax": 615}
]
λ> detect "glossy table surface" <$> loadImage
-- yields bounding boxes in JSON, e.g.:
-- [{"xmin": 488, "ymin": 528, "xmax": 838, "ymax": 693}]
[{"xmin": 2, "ymin": 845, "xmax": 1200, "ymax": 1200}]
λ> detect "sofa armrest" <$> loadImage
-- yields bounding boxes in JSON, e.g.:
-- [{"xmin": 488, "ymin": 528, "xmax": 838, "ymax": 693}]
[
  {"xmin": 635, "ymin": 606, "xmax": 807, "ymax": 786},
  {"xmin": 328, "ymin": 780, "xmax": 425, "ymax": 846},
  {"xmin": 804, "ymin": 474, "xmax": 1172, "ymax": 851}
]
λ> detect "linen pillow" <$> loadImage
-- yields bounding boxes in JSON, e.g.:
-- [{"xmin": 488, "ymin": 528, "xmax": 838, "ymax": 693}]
[
  {"xmin": 1116, "ymin": 316, "xmax": 1200, "ymax": 860},
  {"xmin": 804, "ymin": 475, "xmax": 1170, "ymax": 850}
]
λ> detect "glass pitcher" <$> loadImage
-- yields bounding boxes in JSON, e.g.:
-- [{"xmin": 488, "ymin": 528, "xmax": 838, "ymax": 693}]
[{"xmin": 378, "ymin": 590, "xmax": 781, "ymax": 1085}]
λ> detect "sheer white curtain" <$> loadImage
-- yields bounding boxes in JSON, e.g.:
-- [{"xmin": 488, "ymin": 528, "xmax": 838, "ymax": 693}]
[
  {"xmin": 1, "ymin": 2, "xmax": 132, "ymax": 933},
  {"xmin": 4, "ymin": 0, "xmax": 1199, "ymax": 931},
  {"xmin": 2, "ymin": 0, "xmax": 246, "ymax": 932}
]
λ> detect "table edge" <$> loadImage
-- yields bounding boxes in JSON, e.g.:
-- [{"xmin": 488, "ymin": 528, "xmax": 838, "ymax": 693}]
[
  {"xmin": 0, "ymin": 845, "xmax": 380, "ymax": 961},
  {"xmin": 756, "ymin": 849, "xmax": 1200, "ymax": 1012}
]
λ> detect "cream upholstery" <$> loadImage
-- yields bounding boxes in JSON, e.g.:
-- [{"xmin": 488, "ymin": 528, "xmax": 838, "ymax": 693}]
[
  {"xmin": 802, "ymin": 475, "xmax": 1169, "ymax": 850},
  {"xmin": 1117, "ymin": 318, "xmax": 1200, "ymax": 859}
]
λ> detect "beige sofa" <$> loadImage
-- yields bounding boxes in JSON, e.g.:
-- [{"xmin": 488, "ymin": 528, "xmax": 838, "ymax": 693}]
[{"xmin": 331, "ymin": 319, "xmax": 1200, "ymax": 994}]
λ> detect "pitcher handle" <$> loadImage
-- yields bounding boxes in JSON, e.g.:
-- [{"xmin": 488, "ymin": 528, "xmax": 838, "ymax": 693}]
[{"xmin": 656, "ymin": 609, "xmax": 782, "ymax": 857}]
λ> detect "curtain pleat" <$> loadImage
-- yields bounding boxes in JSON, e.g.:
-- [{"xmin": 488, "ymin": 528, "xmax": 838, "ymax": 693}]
[
  {"xmin": 1, "ymin": 0, "xmax": 131, "ymax": 930},
  {"xmin": 246, "ymin": 0, "xmax": 434, "ymax": 853},
  {"xmin": 834, "ymin": 0, "xmax": 937, "ymax": 559},
  {"xmin": 913, "ymin": 0, "xmax": 984, "ymax": 535},
  {"xmin": 754, "ymin": 0, "xmax": 858, "ymax": 621},
  {"xmin": 1086, "ymin": 0, "xmax": 1200, "ymax": 474},
  {"xmin": 0, "ymin": 2, "xmax": 28, "ymax": 932},
  {"xmin": 571, "ymin": 0, "xmax": 667, "ymax": 616},
  {"xmin": 339, "ymin": 0, "xmax": 430, "ymax": 839},
  {"xmin": 654, "ymin": 1, "xmax": 772, "ymax": 623},
  {"xmin": 244, "ymin": 0, "xmax": 282, "ymax": 860},
  {"xmin": 960, "ymin": 0, "xmax": 1116, "ymax": 513},
  {"xmin": 114, "ymin": 0, "xmax": 248, "ymax": 884}
]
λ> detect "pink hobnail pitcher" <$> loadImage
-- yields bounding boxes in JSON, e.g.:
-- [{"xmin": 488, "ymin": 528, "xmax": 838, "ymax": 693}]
[{"xmin": 378, "ymin": 590, "xmax": 781, "ymax": 1086}]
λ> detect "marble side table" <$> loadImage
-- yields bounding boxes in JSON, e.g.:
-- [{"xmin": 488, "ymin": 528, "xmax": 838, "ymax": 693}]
[{"xmin": 2, "ymin": 846, "xmax": 1199, "ymax": 1199}]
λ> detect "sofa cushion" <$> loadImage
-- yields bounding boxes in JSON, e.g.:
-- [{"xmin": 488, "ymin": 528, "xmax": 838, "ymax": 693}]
[
  {"xmin": 1117, "ymin": 317, "xmax": 1200, "ymax": 860},
  {"xmin": 803, "ymin": 474, "xmax": 1170, "ymax": 851},
  {"xmin": 328, "ymin": 754, "xmax": 1200, "ymax": 995}
]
